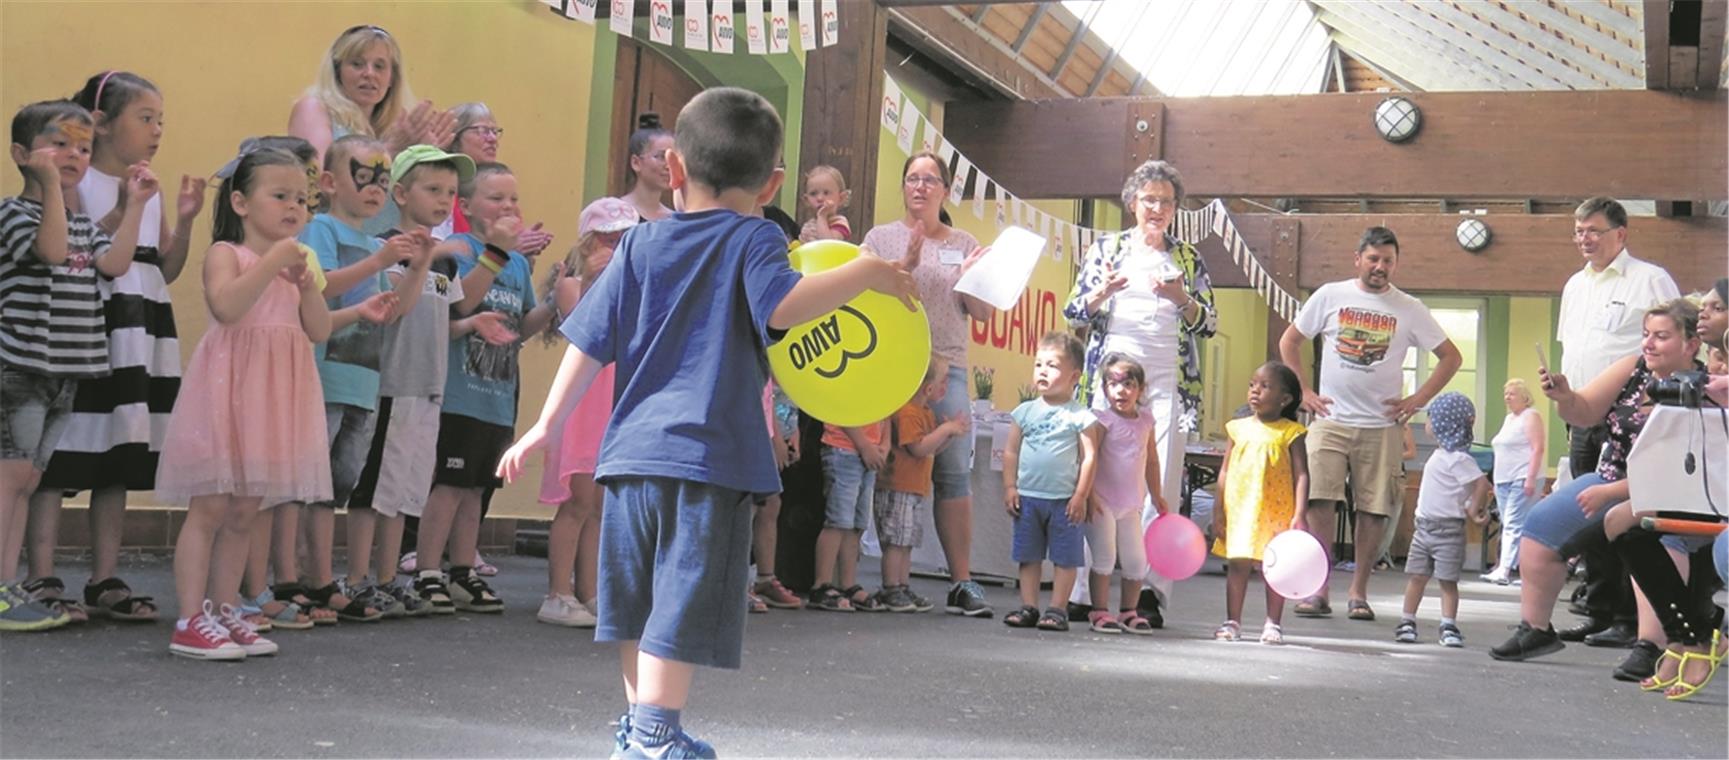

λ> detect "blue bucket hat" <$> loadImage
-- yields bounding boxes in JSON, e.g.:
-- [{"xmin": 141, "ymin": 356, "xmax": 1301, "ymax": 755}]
[{"xmin": 1427, "ymin": 391, "xmax": 1476, "ymax": 453}]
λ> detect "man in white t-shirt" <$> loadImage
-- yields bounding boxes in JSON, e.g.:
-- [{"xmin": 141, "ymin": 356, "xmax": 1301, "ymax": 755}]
[
  {"xmin": 1278, "ymin": 227, "xmax": 1461, "ymax": 622},
  {"xmin": 1552, "ymin": 197, "xmax": 1678, "ymax": 651}
]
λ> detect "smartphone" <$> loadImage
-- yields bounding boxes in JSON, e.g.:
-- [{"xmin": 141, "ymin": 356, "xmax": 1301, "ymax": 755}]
[{"xmin": 1534, "ymin": 342, "xmax": 1549, "ymax": 374}]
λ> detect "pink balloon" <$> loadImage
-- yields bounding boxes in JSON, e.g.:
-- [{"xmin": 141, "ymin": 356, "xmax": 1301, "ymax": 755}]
[
  {"xmin": 1263, "ymin": 530, "xmax": 1329, "ymax": 600},
  {"xmin": 1143, "ymin": 514, "xmax": 1207, "ymax": 581}
]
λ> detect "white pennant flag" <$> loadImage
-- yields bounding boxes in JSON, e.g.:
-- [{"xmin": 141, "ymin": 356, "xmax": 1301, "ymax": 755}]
[
  {"xmin": 994, "ymin": 185, "xmax": 1009, "ymax": 230},
  {"xmin": 610, "ymin": 0, "xmax": 635, "ymax": 36},
  {"xmin": 820, "ymin": 0, "xmax": 839, "ymax": 46},
  {"xmin": 896, "ymin": 109, "xmax": 918, "ymax": 153},
  {"xmin": 969, "ymin": 168, "xmax": 987, "ymax": 219},
  {"xmin": 1012, "ymin": 199, "xmax": 1027, "ymax": 229},
  {"xmin": 936, "ymin": 139, "xmax": 955, "ymax": 168},
  {"xmin": 685, "ymin": 0, "xmax": 709, "ymax": 50},
  {"xmin": 711, "ymin": 0, "xmax": 735, "ymax": 52},
  {"xmin": 947, "ymin": 154, "xmax": 975, "ymax": 204},
  {"xmin": 881, "ymin": 75, "xmax": 905, "ymax": 135},
  {"xmin": 1071, "ymin": 223, "xmax": 1083, "ymax": 261},
  {"xmin": 565, "ymin": 0, "xmax": 598, "ymax": 23},
  {"xmin": 797, "ymin": 0, "xmax": 817, "ymax": 51},
  {"xmin": 769, "ymin": 0, "xmax": 791, "ymax": 53},
  {"xmin": 920, "ymin": 119, "xmax": 939, "ymax": 155},
  {"xmin": 649, "ymin": 0, "xmax": 675, "ymax": 44},
  {"xmin": 745, "ymin": 0, "xmax": 767, "ymax": 54},
  {"xmin": 1052, "ymin": 221, "xmax": 1067, "ymax": 263}
]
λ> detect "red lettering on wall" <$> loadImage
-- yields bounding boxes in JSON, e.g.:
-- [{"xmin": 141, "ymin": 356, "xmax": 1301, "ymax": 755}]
[{"xmin": 971, "ymin": 287, "xmax": 1065, "ymax": 358}]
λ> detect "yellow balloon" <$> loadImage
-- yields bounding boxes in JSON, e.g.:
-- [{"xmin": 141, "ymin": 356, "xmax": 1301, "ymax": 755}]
[{"xmin": 768, "ymin": 240, "xmax": 932, "ymax": 427}]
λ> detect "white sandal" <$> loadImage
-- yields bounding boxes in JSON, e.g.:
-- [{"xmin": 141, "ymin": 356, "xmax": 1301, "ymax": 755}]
[
  {"xmin": 1261, "ymin": 621, "xmax": 1284, "ymax": 645},
  {"xmin": 1214, "ymin": 620, "xmax": 1241, "ymax": 642}
]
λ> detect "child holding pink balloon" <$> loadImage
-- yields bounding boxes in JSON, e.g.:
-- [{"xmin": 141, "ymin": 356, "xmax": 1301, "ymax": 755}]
[{"xmin": 1212, "ymin": 362, "xmax": 1310, "ymax": 644}]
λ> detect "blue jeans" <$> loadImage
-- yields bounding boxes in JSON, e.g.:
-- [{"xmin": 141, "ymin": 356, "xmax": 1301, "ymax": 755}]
[
  {"xmin": 1523, "ymin": 473, "xmax": 1616, "ymax": 554},
  {"xmin": 927, "ymin": 363, "xmax": 973, "ymax": 501},
  {"xmin": 1493, "ymin": 479, "xmax": 1540, "ymax": 571},
  {"xmin": 821, "ymin": 448, "xmax": 875, "ymax": 530}
]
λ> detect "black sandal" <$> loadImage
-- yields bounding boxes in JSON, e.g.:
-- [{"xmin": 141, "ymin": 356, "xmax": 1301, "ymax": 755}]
[
  {"xmin": 1004, "ymin": 604, "xmax": 1040, "ymax": 628},
  {"xmin": 274, "ymin": 582, "xmax": 337, "ymax": 625},
  {"xmin": 306, "ymin": 582, "xmax": 382, "ymax": 622},
  {"xmin": 24, "ymin": 577, "xmax": 87, "ymax": 623},
  {"xmin": 1036, "ymin": 607, "xmax": 1070, "ymax": 631},
  {"xmin": 81, "ymin": 577, "xmax": 156, "ymax": 621}
]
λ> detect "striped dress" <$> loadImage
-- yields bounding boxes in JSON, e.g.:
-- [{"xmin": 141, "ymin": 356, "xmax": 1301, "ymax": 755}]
[{"xmin": 39, "ymin": 169, "xmax": 180, "ymax": 491}]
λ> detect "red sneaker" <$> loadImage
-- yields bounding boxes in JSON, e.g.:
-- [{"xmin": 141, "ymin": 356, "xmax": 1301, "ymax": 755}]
[
  {"xmin": 752, "ymin": 577, "xmax": 804, "ymax": 609},
  {"xmin": 217, "ymin": 603, "xmax": 278, "ymax": 657},
  {"xmin": 169, "ymin": 601, "xmax": 246, "ymax": 661}
]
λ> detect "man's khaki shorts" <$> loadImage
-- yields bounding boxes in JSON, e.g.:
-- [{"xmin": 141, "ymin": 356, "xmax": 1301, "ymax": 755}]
[{"xmin": 1304, "ymin": 418, "xmax": 1404, "ymax": 516}]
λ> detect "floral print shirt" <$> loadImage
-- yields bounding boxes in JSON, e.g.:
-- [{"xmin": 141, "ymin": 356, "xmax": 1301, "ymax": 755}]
[{"xmin": 1063, "ymin": 230, "xmax": 1217, "ymax": 432}]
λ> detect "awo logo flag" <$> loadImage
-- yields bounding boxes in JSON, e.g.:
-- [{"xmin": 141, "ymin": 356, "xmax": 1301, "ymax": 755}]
[
  {"xmin": 609, "ymin": 0, "xmax": 634, "ymax": 36},
  {"xmin": 769, "ymin": 0, "xmax": 791, "ymax": 53},
  {"xmin": 881, "ymin": 74, "xmax": 905, "ymax": 134},
  {"xmin": 561, "ymin": 0, "xmax": 597, "ymax": 23},
  {"xmin": 820, "ymin": 0, "xmax": 839, "ymax": 46},
  {"xmin": 796, "ymin": 0, "xmax": 817, "ymax": 51},
  {"xmin": 745, "ymin": 0, "xmax": 767, "ymax": 54},
  {"xmin": 683, "ymin": 0, "xmax": 708, "ymax": 51},
  {"xmin": 711, "ymin": 0, "xmax": 735, "ymax": 53},
  {"xmin": 649, "ymin": 0, "xmax": 674, "ymax": 44}
]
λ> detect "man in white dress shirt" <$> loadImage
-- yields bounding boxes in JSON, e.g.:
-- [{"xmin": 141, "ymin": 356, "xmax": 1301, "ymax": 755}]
[{"xmin": 1553, "ymin": 196, "xmax": 1679, "ymax": 653}]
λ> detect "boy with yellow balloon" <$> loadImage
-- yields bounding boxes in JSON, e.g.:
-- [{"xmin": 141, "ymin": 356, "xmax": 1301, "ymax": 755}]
[{"xmin": 494, "ymin": 88, "xmax": 925, "ymax": 758}]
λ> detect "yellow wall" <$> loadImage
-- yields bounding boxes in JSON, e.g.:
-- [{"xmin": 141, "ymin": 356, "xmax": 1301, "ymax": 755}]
[
  {"xmin": 1506, "ymin": 296, "xmax": 1564, "ymax": 475},
  {"xmin": 1203, "ymin": 289, "xmax": 1272, "ymax": 440},
  {"xmin": 1, "ymin": 2, "xmax": 596, "ymax": 514}
]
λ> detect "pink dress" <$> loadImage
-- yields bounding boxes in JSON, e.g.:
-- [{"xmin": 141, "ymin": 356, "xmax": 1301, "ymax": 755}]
[
  {"xmin": 154, "ymin": 243, "xmax": 332, "ymax": 505},
  {"xmin": 538, "ymin": 364, "xmax": 615, "ymax": 504}
]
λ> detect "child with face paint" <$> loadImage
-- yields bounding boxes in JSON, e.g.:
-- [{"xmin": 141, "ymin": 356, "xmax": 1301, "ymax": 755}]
[
  {"xmin": 1, "ymin": 100, "xmax": 151, "ymax": 631},
  {"xmin": 289, "ymin": 134, "xmax": 417, "ymax": 624},
  {"xmin": 21, "ymin": 71, "xmax": 205, "ymax": 627}
]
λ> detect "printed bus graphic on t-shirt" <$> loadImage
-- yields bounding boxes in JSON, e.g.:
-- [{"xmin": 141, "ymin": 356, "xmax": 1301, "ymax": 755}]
[{"xmin": 1336, "ymin": 306, "xmax": 1395, "ymax": 367}]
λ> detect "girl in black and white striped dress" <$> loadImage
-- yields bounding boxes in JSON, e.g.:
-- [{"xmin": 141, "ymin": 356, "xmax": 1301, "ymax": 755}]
[{"xmin": 24, "ymin": 71, "xmax": 205, "ymax": 622}]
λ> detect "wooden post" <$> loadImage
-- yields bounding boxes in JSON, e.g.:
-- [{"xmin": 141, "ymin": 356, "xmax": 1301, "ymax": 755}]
[{"xmin": 800, "ymin": 1, "xmax": 888, "ymax": 230}]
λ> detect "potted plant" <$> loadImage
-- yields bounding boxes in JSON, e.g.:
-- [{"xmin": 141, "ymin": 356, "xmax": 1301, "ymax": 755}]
[
  {"xmin": 1017, "ymin": 384, "xmax": 1039, "ymax": 404},
  {"xmin": 971, "ymin": 366, "xmax": 995, "ymax": 417}
]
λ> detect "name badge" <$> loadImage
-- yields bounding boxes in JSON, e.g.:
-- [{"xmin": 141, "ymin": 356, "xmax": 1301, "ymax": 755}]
[{"xmin": 939, "ymin": 246, "xmax": 966, "ymax": 266}]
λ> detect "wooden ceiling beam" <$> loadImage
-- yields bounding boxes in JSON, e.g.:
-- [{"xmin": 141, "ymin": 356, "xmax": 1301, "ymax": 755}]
[
  {"xmin": 1695, "ymin": 0, "xmax": 1726, "ymax": 90},
  {"xmin": 943, "ymin": 90, "xmax": 1728, "ymax": 200},
  {"xmin": 1436, "ymin": 0, "xmax": 1638, "ymax": 88},
  {"xmin": 886, "ymin": 4, "xmax": 1069, "ymax": 99},
  {"xmin": 1048, "ymin": 5, "xmax": 1096, "ymax": 81},
  {"xmin": 1646, "ymin": 0, "xmax": 1673, "ymax": 87},
  {"xmin": 1010, "ymin": 4, "xmax": 1049, "ymax": 54}
]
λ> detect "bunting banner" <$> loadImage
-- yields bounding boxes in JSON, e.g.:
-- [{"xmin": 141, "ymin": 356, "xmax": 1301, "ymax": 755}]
[
  {"xmin": 820, "ymin": 0, "xmax": 839, "ymax": 46},
  {"xmin": 543, "ymin": 0, "xmax": 820, "ymax": 57}
]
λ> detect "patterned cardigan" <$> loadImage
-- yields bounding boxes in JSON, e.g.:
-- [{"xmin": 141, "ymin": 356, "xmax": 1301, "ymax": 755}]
[{"xmin": 1062, "ymin": 230, "xmax": 1218, "ymax": 432}]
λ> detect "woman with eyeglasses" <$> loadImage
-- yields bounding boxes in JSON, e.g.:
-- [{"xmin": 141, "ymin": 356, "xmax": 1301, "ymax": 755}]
[
  {"xmin": 618, "ymin": 113, "xmax": 674, "ymax": 223},
  {"xmin": 857, "ymin": 151, "xmax": 996, "ymax": 618},
  {"xmin": 1062, "ymin": 159, "xmax": 1217, "ymax": 626},
  {"xmin": 431, "ymin": 103, "xmax": 552, "ymax": 256},
  {"xmin": 288, "ymin": 25, "xmax": 453, "ymax": 237}
]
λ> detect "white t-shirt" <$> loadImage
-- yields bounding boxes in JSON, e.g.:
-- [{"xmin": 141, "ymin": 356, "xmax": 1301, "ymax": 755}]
[
  {"xmin": 1292, "ymin": 280, "xmax": 1448, "ymax": 428},
  {"xmin": 1100, "ymin": 240, "xmax": 1182, "ymax": 362},
  {"xmin": 1416, "ymin": 448, "xmax": 1486, "ymax": 520},
  {"xmin": 1490, "ymin": 408, "xmax": 1539, "ymax": 485}
]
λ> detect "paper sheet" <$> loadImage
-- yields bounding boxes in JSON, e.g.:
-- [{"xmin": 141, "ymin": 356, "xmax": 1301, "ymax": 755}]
[{"xmin": 954, "ymin": 226, "xmax": 1044, "ymax": 311}]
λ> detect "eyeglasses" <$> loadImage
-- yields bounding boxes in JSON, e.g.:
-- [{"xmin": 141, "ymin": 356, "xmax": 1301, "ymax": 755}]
[
  {"xmin": 460, "ymin": 126, "xmax": 504, "ymax": 139},
  {"xmin": 904, "ymin": 174, "xmax": 945, "ymax": 188},
  {"xmin": 1135, "ymin": 195, "xmax": 1178, "ymax": 210},
  {"xmin": 1573, "ymin": 226, "xmax": 1622, "ymax": 240}
]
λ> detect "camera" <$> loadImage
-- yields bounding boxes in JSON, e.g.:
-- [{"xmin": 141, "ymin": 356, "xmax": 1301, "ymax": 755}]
[{"xmin": 1650, "ymin": 370, "xmax": 1708, "ymax": 408}]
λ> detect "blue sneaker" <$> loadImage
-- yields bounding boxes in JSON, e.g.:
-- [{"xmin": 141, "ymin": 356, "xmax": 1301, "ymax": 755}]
[
  {"xmin": 612, "ymin": 713, "xmax": 631, "ymax": 758},
  {"xmin": 618, "ymin": 730, "xmax": 717, "ymax": 759}
]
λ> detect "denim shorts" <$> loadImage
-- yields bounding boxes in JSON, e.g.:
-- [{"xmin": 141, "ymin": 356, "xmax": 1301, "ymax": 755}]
[
  {"xmin": 0, "ymin": 362, "xmax": 75, "ymax": 470},
  {"xmin": 1012, "ymin": 495, "xmax": 1086, "ymax": 568},
  {"xmin": 927, "ymin": 363, "xmax": 974, "ymax": 501},
  {"xmin": 596, "ymin": 476, "xmax": 754, "ymax": 670},
  {"xmin": 315, "ymin": 403, "xmax": 377, "ymax": 508},
  {"xmin": 822, "ymin": 447, "xmax": 876, "ymax": 530},
  {"xmin": 1523, "ymin": 473, "xmax": 1618, "ymax": 554}
]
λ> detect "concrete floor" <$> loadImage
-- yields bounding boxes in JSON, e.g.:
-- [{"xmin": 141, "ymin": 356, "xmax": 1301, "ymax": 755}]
[{"xmin": 1, "ymin": 554, "xmax": 1723, "ymax": 759}]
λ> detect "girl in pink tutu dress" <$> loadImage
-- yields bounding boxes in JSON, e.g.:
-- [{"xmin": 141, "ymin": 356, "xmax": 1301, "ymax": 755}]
[
  {"xmin": 155, "ymin": 148, "xmax": 333, "ymax": 660},
  {"xmin": 533, "ymin": 197, "xmax": 636, "ymax": 627}
]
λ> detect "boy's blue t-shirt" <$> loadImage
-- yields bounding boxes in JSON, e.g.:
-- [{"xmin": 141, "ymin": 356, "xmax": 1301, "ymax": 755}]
[
  {"xmin": 1010, "ymin": 397, "xmax": 1098, "ymax": 500},
  {"xmin": 301, "ymin": 213, "xmax": 386, "ymax": 410},
  {"xmin": 445, "ymin": 232, "xmax": 537, "ymax": 427},
  {"xmin": 562, "ymin": 208, "xmax": 802, "ymax": 495}
]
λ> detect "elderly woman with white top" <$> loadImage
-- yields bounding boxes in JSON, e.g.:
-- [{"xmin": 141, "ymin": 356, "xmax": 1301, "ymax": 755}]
[
  {"xmin": 1063, "ymin": 160, "xmax": 1217, "ymax": 622},
  {"xmin": 1483, "ymin": 379, "xmax": 1545, "ymax": 585}
]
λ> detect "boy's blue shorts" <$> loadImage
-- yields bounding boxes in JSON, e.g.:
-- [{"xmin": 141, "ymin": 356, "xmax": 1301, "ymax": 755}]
[
  {"xmin": 1012, "ymin": 495, "xmax": 1086, "ymax": 568},
  {"xmin": 597, "ymin": 476, "xmax": 755, "ymax": 669}
]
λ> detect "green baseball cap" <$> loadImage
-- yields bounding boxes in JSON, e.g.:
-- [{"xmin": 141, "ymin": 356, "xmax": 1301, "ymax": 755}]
[{"xmin": 390, "ymin": 144, "xmax": 476, "ymax": 187}]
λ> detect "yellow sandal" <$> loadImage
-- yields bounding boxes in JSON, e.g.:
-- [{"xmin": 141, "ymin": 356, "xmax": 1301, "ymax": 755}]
[
  {"xmin": 1665, "ymin": 631, "xmax": 1726, "ymax": 701},
  {"xmin": 1641, "ymin": 647, "xmax": 1685, "ymax": 692}
]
